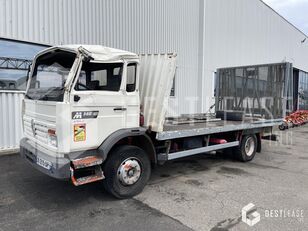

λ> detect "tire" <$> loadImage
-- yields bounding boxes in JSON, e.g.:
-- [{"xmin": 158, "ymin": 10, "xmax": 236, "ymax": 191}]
[
  {"xmin": 102, "ymin": 145, "xmax": 151, "ymax": 199},
  {"xmin": 233, "ymin": 134, "xmax": 257, "ymax": 162},
  {"xmin": 279, "ymin": 123, "xmax": 286, "ymax": 131}
]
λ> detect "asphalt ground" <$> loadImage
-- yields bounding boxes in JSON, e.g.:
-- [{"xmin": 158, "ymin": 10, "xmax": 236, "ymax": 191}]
[{"xmin": 1, "ymin": 126, "xmax": 308, "ymax": 231}]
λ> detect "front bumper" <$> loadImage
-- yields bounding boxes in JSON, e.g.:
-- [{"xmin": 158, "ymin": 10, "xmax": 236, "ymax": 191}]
[{"xmin": 20, "ymin": 138, "xmax": 71, "ymax": 180}]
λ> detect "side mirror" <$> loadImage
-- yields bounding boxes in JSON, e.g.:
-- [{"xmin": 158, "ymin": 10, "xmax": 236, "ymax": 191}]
[{"xmin": 74, "ymin": 95, "xmax": 81, "ymax": 102}]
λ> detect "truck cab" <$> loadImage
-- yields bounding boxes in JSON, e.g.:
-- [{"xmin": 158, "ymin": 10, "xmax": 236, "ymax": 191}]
[{"xmin": 20, "ymin": 45, "xmax": 176, "ymax": 198}]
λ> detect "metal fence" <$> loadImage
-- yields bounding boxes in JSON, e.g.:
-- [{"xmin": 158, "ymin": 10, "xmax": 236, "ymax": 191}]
[
  {"xmin": 0, "ymin": 91, "xmax": 24, "ymax": 152},
  {"xmin": 299, "ymin": 71, "xmax": 308, "ymax": 110},
  {"xmin": 216, "ymin": 63, "xmax": 293, "ymax": 119}
]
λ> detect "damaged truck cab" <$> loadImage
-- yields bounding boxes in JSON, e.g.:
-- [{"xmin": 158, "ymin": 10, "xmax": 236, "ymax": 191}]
[{"xmin": 20, "ymin": 45, "xmax": 174, "ymax": 198}]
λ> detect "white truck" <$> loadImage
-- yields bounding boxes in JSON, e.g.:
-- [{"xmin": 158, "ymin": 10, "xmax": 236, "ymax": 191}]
[{"xmin": 20, "ymin": 45, "xmax": 280, "ymax": 198}]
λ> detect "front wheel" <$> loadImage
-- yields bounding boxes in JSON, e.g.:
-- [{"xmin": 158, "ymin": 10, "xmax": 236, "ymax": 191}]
[
  {"xmin": 233, "ymin": 134, "xmax": 257, "ymax": 162},
  {"xmin": 102, "ymin": 145, "xmax": 151, "ymax": 199}
]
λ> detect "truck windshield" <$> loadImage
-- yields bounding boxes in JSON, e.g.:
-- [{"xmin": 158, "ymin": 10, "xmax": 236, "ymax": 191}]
[{"xmin": 26, "ymin": 50, "xmax": 76, "ymax": 101}]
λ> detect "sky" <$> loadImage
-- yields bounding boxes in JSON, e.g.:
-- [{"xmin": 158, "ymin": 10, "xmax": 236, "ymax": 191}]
[{"xmin": 263, "ymin": 0, "xmax": 308, "ymax": 35}]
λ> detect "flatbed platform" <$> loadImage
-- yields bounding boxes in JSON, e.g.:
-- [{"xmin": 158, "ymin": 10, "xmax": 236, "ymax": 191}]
[{"xmin": 156, "ymin": 119, "xmax": 282, "ymax": 140}]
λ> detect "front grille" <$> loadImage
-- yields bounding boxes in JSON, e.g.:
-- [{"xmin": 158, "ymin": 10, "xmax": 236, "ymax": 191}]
[{"xmin": 23, "ymin": 115, "xmax": 55, "ymax": 146}]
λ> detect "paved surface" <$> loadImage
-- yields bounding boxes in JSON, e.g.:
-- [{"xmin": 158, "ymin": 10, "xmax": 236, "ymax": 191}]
[
  {"xmin": 1, "ymin": 126, "xmax": 308, "ymax": 231},
  {"xmin": 0, "ymin": 156, "xmax": 191, "ymax": 231}
]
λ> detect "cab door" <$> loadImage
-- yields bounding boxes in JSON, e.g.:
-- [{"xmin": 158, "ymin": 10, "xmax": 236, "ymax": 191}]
[
  {"xmin": 125, "ymin": 62, "xmax": 140, "ymax": 128},
  {"xmin": 69, "ymin": 61, "xmax": 127, "ymax": 151}
]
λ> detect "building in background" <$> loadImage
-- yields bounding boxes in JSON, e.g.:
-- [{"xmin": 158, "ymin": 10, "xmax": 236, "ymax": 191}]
[
  {"xmin": 0, "ymin": 38, "xmax": 48, "ymax": 90},
  {"xmin": 1, "ymin": 0, "xmax": 308, "ymax": 115},
  {"xmin": 0, "ymin": 38, "xmax": 48, "ymax": 152},
  {"xmin": 1, "ymin": 0, "xmax": 308, "ymax": 151}
]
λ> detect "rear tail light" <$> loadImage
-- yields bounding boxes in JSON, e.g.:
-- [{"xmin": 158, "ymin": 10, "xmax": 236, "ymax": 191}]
[
  {"xmin": 140, "ymin": 113, "xmax": 144, "ymax": 126},
  {"xmin": 140, "ymin": 105, "xmax": 144, "ymax": 126}
]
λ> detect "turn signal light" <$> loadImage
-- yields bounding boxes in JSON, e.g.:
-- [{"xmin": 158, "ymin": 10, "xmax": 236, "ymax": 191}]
[
  {"xmin": 140, "ymin": 114, "xmax": 144, "ymax": 126},
  {"xmin": 48, "ymin": 129, "xmax": 56, "ymax": 136}
]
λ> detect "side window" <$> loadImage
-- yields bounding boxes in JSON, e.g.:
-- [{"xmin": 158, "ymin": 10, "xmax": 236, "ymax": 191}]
[
  {"xmin": 75, "ymin": 62, "xmax": 123, "ymax": 91},
  {"xmin": 126, "ymin": 63, "xmax": 137, "ymax": 92},
  {"xmin": 92, "ymin": 70, "xmax": 107, "ymax": 86},
  {"xmin": 78, "ymin": 71, "xmax": 87, "ymax": 87}
]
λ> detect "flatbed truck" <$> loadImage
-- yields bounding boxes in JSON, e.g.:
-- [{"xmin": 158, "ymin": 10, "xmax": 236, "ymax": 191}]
[{"xmin": 20, "ymin": 45, "xmax": 280, "ymax": 198}]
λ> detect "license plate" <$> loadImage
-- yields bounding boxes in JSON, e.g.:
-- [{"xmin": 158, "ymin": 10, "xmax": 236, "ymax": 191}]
[{"xmin": 36, "ymin": 157, "xmax": 52, "ymax": 170}]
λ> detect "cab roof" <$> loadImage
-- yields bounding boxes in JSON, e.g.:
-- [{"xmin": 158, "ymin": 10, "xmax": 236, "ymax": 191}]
[{"xmin": 39, "ymin": 45, "xmax": 139, "ymax": 62}]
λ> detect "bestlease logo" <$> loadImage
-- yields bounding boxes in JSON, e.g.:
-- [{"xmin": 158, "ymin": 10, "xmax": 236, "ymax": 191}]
[
  {"xmin": 242, "ymin": 203, "xmax": 261, "ymax": 227},
  {"xmin": 241, "ymin": 203, "xmax": 304, "ymax": 227},
  {"xmin": 265, "ymin": 209, "xmax": 304, "ymax": 220}
]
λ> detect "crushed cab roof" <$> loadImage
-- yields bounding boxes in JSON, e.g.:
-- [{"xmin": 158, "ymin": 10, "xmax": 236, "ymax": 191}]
[{"xmin": 40, "ymin": 45, "xmax": 139, "ymax": 62}]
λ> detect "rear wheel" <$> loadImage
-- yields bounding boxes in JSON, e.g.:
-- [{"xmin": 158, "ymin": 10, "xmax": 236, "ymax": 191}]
[
  {"xmin": 233, "ymin": 134, "xmax": 257, "ymax": 162},
  {"xmin": 102, "ymin": 145, "xmax": 151, "ymax": 199},
  {"xmin": 279, "ymin": 123, "xmax": 287, "ymax": 131}
]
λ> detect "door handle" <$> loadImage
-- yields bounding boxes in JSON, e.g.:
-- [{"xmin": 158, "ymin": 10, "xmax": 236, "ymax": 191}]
[{"xmin": 114, "ymin": 107, "xmax": 127, "ymax": 112}]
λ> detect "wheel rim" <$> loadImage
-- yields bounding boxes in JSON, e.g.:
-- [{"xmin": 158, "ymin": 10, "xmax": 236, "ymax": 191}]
[
  {"xmin": 117, "ymin": 158, "xmax": 142, "ymax": 186},
  {"xmin": 244, "ymin": 137, "xmax": 255, "ymax": 157}
]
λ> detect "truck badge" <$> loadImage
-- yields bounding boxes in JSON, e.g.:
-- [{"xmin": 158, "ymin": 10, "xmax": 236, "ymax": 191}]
[{"xmin": 72, "ymin": 111, "xmax": 99, "ymax": 120}]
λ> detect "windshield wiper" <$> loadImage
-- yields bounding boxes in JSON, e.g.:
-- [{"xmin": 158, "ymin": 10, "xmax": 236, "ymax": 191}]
[
  {"xmin": 38, "ymin": 87, "xmax": 64, "ymax": 101},
  {"xmin": 40, "ymin": 95, "xmax": 49, "ymax": 101},
  {"xmin": 25, "ymin": 94, "xmax": 33, "ymax": 100}
]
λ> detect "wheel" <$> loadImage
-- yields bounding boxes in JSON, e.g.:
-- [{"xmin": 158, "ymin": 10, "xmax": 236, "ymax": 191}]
[
  {"xmin": 279, "ymin": 123, "xmax": 286, "ymax": 131},
  {"xmin": 233, "ymin": 134, "xmax": 257, "ymax": 162},
  {"xmin": 102, "ymin": 145, "xmax": 151, "ymax": 199}
]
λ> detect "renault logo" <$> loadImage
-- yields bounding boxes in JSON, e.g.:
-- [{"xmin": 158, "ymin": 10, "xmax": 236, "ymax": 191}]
[{"xmin": 31, "ymin": 119, "xmax": 36, "ymax": 136}]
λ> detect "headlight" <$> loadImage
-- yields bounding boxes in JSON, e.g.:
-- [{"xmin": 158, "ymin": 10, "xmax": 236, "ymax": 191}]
[{"xmin": 47, "ymin": 129, "xmax": 58, "ymax": 147}]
